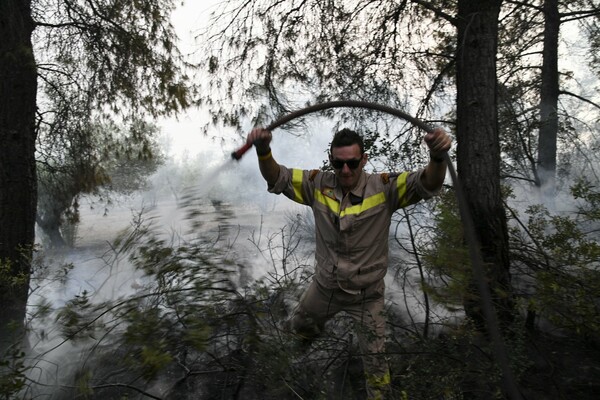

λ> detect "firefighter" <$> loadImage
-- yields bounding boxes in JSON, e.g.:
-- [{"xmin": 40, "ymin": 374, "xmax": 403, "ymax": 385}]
[{"xmin": 246, "ymin": 126, "xmax": 451, "ymax": 399}]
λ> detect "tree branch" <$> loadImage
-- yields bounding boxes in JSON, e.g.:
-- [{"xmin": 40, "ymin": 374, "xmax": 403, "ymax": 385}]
[
  {"xmin": 34, "ymin": 21, "xmax": 86, "ymax": 29},
  {"xmin": 410, "ymin": 0, "xmax": 457, "ymax": 25},
  {"xmin": 560, "ymin": 8, "xmax": 600, "ymax": 23},
  {"xmin": 560, "ymin": 90, "xmax": 600, "ymax": 111},
  {"xmin": 79, "ymin": 383, "xmax": 163, "ymax": 399},
  {"xmin": 504, "ymin": 0, "xmax": 543, "ymax": 13}
]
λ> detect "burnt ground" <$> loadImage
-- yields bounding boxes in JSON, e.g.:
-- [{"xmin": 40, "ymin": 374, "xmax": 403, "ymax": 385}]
[{"xmin": 519, "ymin": 332, "xmax": 600, "ymax": 400}]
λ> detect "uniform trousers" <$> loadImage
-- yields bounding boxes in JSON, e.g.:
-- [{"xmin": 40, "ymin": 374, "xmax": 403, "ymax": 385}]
[{"xmin": 289, "ymin": 278, "xmax": 390, "ymax": 399}]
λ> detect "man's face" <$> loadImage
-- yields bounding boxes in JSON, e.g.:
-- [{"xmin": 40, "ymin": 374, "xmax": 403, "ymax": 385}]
[{"xmin": 330, "ymin": 144, "xmax": 367, "ymax": 193}]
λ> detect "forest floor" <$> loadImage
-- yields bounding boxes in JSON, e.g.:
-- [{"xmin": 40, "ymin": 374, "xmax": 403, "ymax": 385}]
[
  {"xmin": 29, "ymin": 193, "xmax": 600, "ymax": 400},
  {"xmin": 519, "ymin": 330, "xmax": 600, "ymax": 400}
]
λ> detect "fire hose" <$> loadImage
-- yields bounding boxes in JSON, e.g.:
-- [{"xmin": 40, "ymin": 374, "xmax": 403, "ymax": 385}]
[{"xmin": 232, "ymin": 100, "xmax": 523, "ymax": 399}]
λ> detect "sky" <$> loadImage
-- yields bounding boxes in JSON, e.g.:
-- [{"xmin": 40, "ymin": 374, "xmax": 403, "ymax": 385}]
[
  {"xmin": 160, "ymin": 0, "xmax": 335, "ymax": 169},
  {"xmin": 158, "ymin": 1, "xmax": 223, "ymax": 160},
  {"xmin": 157, "ymin": 0, "xmax": 598, "ymax": 210}
]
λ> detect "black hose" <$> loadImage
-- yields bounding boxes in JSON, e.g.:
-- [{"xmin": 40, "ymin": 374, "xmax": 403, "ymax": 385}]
[
  {"xmin": 251, "ymin": 100, "xmax": 523, "ymax": 400},
  {"xmin": 265, "ymin": 100, "xmax": 434, "ymax": 133}
]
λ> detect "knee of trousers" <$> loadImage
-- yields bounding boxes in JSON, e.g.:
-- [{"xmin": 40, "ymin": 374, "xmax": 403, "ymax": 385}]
[{"xmin": 288, "ymin": 309, "xmax": 323, "ymax": 340}]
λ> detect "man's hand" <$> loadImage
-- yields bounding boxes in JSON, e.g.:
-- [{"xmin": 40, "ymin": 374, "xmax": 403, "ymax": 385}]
[
  {"xmin": 247, "ymin": 127, "xmax": 273, "ymax": 154},
  {"xmin": 421, "ymin": 128, "xmax": 452, "ymax": 191},
  {"xmin": 247, "ymin": 127, "xmax": 279, "ymax": 184},
  {"xmin": 424, "ymin": 127, "xmax": 452, "ymax": 161}
]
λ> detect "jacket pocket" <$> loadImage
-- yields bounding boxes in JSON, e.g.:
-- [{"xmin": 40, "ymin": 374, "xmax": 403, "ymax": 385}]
[
  {"xmin": 315, "ymin": 252, "xmax": 336, "ymax": 287},
  {"xmin": 359, "ymin": 263, "xmax": 387, "ymax": 275},
  {"xmin": 351, "ymin": 263, "xmax": 387, "ymax": 288}
]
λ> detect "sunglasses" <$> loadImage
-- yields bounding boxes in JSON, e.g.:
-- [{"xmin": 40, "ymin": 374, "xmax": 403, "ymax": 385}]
[{"xmin": 330, "ymin": 158, "xmax": 362, "ymax": 169}]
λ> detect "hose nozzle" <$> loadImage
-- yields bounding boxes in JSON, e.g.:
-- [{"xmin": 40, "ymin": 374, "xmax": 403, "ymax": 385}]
[{"xmin": 231, "ymin": 142, "xmax": 253, "ymax": 160}]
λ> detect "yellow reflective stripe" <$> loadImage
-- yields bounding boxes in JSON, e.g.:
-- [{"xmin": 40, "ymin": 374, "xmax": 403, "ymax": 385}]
[
  {"xmin": 396, "ymin": 171, "xmax": 410, "ymax": 208},
  {"xmin": 340, "ymin": 192, "xmax": 386, "ymax": 217},
  {"xmin": 314, "ymin": 190, "xmax": 386, "ymax": 217},
  {"xmin": 314, "ymin": 190, "xmax": 340, "ymax": 213},
  {"xmin": 291, "ymin": 169, "xmax": 305, "ymax": 204},
  {"xmin": 366, "ymin": 369, "xmax": 391, "ymax": 387}
]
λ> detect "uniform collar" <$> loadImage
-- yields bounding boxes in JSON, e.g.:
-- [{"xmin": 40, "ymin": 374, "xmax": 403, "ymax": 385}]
[{"xmin": 334, "ymin": 169, "xmax": 367, "ymax": 199}]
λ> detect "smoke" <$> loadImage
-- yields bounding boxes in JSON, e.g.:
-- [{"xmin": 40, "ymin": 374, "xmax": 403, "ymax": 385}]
[{"xmin": 21, "ymin": 3, "xmax": 463, "ymax": 396}]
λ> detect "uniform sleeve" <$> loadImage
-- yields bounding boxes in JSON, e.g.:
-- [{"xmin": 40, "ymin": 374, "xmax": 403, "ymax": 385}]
[
  {"xmin": 392, "ymin": 168, "xmax": 440, "ymax": 209},
  {"xmin": 267, "ymin": 165, "xmax": 315, "ymax": 206}
]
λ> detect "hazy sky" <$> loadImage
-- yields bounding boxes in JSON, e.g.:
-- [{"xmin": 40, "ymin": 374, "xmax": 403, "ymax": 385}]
[
  {"xmin": 161, "ymin": 0, "xmax": 335, "ymax": 169},
  {"xmin": 159, "ymin": 1, "xmax": 223, "ymax": 160}
]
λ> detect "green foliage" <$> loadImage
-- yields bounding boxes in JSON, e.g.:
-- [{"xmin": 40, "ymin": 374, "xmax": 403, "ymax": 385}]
[
  {"xmin": 0, "ymin": 259, "xmax": 30, "ymax": 290},
  {"xmin": 33, "ymin": 0, "xmax": 193, "ymax": 118},
  {"xmin": 0, "ymin": 345, "xmax": 28, "ymax": 399},
  {"xmin": 420, "ymin": 190, "xmax": 472, "ymax": 310},
  {"xmin": 32, "ymin": 0, "xmax": 192, "ymax": 249},
  {"xmin": 74, "ymin": 368, "xmax": 93, "ymax": 398},
  {"xmin": 36, "ymin": 119, "xmax": 165, "ymax": 247},
  {"xmin": 27, "ymin": 193, "xmax": 593, "ymax": 398},
  {"xmin": 199, "ymin": 0, "xmax": 453, "ymax": 158},
  {"xmin": 510, "ymin": 178, "xmax": 600, "ymax": 338},
  {"xmin": 39, "ymin": 206, "xmax": 239, "ymax": 391},
  {"xmin": 56, "ymin": 290, "xmax": 103, "ymax": 341},
  {"xmin": 24, "ymin": 203, "xmax": 352, "ymax": 398},
  {"xmin": 386, "ymin": 310, "xmax": 532, "ymax": 400},
  {"xmin": 1, "ymin": 251, "xmax": 37, "ymax": 395}
]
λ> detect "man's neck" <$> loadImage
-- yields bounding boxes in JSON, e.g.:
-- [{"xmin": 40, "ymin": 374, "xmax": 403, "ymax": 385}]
[{"xmin": 341, "ymin": 184, "xmax": 355, "ymax": 196}]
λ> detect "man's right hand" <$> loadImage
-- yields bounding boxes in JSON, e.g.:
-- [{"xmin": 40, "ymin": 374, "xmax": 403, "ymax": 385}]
[
  {"xmin": 247, "ymin": 127, "xmax": 273, "ymax": 153},
  {"xmin": 247, "ymin": 127, "xmax": 279, "ymax": 185}
]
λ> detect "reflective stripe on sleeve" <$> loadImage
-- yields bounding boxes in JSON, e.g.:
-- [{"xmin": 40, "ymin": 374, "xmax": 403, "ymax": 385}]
[
  {"xmin": 291, "ymin": 169, "xmax": 305, "ymax": 204},
  {"xmin": 396, "ymin": 171, "xmax": 410, "ymax": 208}
]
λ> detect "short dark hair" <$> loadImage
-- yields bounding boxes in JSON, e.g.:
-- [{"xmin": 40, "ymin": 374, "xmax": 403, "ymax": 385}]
[{"xmin": 330, "ymin": 128, "xmax": 364, "ymax": 154}]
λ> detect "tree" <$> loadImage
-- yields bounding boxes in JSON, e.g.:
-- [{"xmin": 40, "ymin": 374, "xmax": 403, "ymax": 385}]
[
  {"xmin": 537, "ymin": 0, "xmax": 600, "ymax": 194},
  {"xmin": 496, "ymin": 0, "xmax": 600, "ymax": 193},
  {"xmin": 36, "ymin": 118, "xmax": 164, "ymax": 248},
  {"xmin": 454, "ymin": 0, "xmax": 514, "ymax": 325},
  {"xmin": 1, "ymin": 0, "xmax": 192, "ymax": 348},
  {"xmin": 538, "ymin": 0, "xmax": 561, "ymax": 194},
  {"xmin": 0, "ymin": 0, "xmax": 39, "ymax": 349}
]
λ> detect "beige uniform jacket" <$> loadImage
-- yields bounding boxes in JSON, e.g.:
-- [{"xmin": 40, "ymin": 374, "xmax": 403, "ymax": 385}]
[{"xmin": 269, "ymin": 165, "xmax": 437, "ymax": 294}]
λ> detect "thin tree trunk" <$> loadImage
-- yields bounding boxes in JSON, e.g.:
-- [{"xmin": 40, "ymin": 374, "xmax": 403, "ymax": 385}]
[
  {"xmin": 455, "ymin": 0, "xmax": 513, "ymax": 328},
  {"xmin": 37, "ymin": 214, "xmax": 67, "ymax": 248},
  {"xmin": 0, "ymin": 0, "xmax": 38, "ymax": 349},
  {"xmin": 537, "ymin": 0, "xmax": 560, "ymax": 196}
]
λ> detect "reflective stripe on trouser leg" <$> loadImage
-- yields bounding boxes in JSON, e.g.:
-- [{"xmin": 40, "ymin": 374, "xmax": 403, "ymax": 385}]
[
  {"xmin": 345, "ymin": 282, "xmax": 390, "ymax": 399},
  {"xmin": 366, "ymin": 369, "xmax": 391, "ymax": 400}
]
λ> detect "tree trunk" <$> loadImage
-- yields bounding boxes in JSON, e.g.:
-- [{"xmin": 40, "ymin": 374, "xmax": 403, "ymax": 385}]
[
  {"xmin": 537, "ymin": 0, "xmax": 560, "ymax": 195},
  {"xmin": 0, "ymin": 0, "xmax": 38, "ymax": 349},
  {"xmin": 37, "ymin": 214, "xmax": 67, "ymax": 248},
  {"xmin": 455, "ymin": 0, "xmax": 513, "ymax": 327}
]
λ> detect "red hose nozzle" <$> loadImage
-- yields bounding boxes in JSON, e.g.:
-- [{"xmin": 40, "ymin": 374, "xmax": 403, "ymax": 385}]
[{"xmin": 231, "ymin": 141, "xmax": 253, "ymax": 160}]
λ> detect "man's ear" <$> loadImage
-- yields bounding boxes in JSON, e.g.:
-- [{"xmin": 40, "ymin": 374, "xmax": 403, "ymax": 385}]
[{"xmin": 362, "ymin": 152, "xmax": 368, "ymax": 165}]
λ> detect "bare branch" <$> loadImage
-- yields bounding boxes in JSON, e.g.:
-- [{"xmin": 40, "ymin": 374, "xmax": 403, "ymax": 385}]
[
  {"xmin": 504, "ymin": 0, "xmax": 544, "ymax": 13},
  {"xmin": 560, "ymin": 89, "xmax": 600, "ymax": 110},
  {"xmin": 410, "ymin": 0, "xmax": 457, "ymax": 25},
  {"xmin": 560, "ymin": 8, "xmax": 600, "ymax": 23}
]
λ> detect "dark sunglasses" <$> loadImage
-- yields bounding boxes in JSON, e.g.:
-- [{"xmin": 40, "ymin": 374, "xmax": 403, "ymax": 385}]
[{"xmin": 330, "ymin": 158, "xmax": 362, "ymax": 169}]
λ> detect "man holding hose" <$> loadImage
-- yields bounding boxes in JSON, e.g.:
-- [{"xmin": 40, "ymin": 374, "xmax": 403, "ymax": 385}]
[{"xmin": 246, "ymin": 126, "xmax": 451, "ymax": 399}]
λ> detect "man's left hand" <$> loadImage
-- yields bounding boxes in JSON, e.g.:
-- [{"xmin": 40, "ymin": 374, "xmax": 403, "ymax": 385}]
[{"xmin": 424, "ymin": 128, "xmax": 452, "ymax": 160}]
